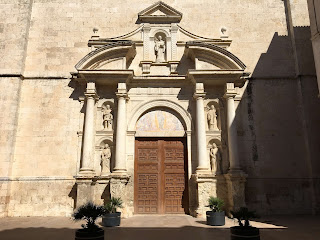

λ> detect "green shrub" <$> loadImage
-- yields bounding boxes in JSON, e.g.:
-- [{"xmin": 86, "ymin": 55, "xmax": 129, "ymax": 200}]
[
  {"xmin": 72, "ymin": 202, "xmax": 105, "ymax": 231},
  {"xmin": 104, "ymin": 197, "xmax": 123, "ymax": 213},
  {"xmin": 230, "ymin": 207, "xmax": 258, "ymax": 227},
  {"xmin": 207, "ymin": 196, "xmax": 224, "ymax": 212}
]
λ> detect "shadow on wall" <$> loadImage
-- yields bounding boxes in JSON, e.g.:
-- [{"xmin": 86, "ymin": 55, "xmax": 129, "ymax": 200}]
[
  {"xmin": 236, "ymin": 25, "xmax": 318, "ymax": 214},
  {"xmin": 252, "ymin": 26, "xmax": 315, "ymax": 79}
]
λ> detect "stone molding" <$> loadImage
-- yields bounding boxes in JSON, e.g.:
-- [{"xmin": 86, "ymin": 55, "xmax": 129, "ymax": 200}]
[
  {"xmin": 128, "ymin": 99, "xmax": 192, "ymax": 132},
  {"xmin": 186, "ymin": 41, "xmax": 246, "ymax": 70},
  {"xmin": 75, "ymin": 41, "xmax": 136, "ymax": 70},
  {"xmin": 138, "ymin": 1, "xmax": 183, "ymax": 23}
]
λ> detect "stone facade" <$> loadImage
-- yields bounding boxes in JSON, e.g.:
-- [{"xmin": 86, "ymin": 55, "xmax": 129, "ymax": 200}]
[{"xmin": 1, "ymin": 0, "xmax": 320, "ymax": 217}]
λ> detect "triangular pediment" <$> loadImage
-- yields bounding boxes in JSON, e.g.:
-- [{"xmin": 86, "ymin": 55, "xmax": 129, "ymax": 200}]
[{"xmin": 138, "ymin": 1, "xmax": 182, "ymax": 23}]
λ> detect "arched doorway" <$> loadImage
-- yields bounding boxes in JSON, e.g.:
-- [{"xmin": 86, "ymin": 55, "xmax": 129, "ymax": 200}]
[{"xmin": 133, "ymin": 109, "xmax": 189, "ymax": 214}]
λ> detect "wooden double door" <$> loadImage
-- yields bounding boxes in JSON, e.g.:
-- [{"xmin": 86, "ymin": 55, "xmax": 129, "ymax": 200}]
[{"xmin": 134, "ymin": 138, "xmax": 188, "ymax": 214}]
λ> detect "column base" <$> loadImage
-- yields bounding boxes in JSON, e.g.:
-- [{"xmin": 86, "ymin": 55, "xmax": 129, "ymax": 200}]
[
  {"xmin": 100, "ymin": 172, "xmax": 111, "ymax": 177},
  {"xmin": 111, "ymin": 170, "xmax": 128, "ymax": 176},
  {"xmin": 79, "ymin": 168, "xmax": 95, "ymax": 176},
  {"xmin": 196, "ymin": 166, "xmax": 210, "ymax": 174},
  {"xmin": 228, "ymin": 168, "xmax": 245, "ymax": 175}
]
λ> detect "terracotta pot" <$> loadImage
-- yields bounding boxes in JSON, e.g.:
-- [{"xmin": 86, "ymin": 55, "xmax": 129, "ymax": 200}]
[
  {"xmin": 102, "ymin": 212, "xmax": 121, "ymax": 227},
  {"xmin": 230, "ymin": 226, "xmax": 260, "ymax": 240},
  {"xmin": 75, "ymin": 228, "xmax": 104, "ymax": 240},
  {"xmin": 206, "ymin": 211, "xmax": 225, "ymax": 226}
]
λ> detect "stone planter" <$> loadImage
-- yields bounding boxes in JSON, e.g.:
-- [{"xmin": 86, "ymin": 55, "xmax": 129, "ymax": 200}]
[
  {"xmin": 230, "ymin": 226, "xmax": 260, "ymax": 240},
  {"xmin": 206, "ymin": 211, "xmax": 225, "ymax": 226},
  {"xmin": 75, "ymin": 228, "xmax": 104, "ymax": 240},
  {"xmin": 102, "ymin": 212, "xmax": 121, "ymax": 227}
]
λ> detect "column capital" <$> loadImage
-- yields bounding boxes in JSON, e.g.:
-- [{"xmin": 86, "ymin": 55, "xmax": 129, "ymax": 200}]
[
  {"xmin": 84, "ymin": 91, "xmax": 99, "ymax": 101},
  {"xmin": 223, "ymin": 82, "xmax": 237, "ymax": 99},
  {"xmin": 116, "ymin": 92, "xmax": 129, "ymax": 101},
  {"xmin": 223, "ymin": 92, "xmax": 236, "ymax": 99},
  {"xmin": 193, "ymin": 92, "xmax": 206, "ymax": 100}
]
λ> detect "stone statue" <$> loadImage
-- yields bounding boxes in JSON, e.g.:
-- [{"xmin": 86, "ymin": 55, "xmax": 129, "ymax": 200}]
[
  {"xmin": 101, "ymin": 143, "xmax": 111, "ymax": 175},
  {"xmin": 210, "ymin": 143, "xmax": 222, "ymax": 174},
  {"xmin": 154, "ymin": 35, "xmax": 166, "ymax": 62},
  {"xmin": 207, "ymin": 105, "xmax": 218, "ymax": 130},
  {"xmin": 102, "ymin": 105, "xmax": 113, "ymax": 130}
]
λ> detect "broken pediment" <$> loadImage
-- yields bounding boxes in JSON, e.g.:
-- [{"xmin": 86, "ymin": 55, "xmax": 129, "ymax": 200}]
[{"xmin": 138, "ymin": 1, "xmax": 182, "ymax": 23}]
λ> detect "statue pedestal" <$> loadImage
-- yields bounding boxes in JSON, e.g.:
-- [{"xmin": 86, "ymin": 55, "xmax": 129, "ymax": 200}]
[
  {"xmin": 225, "ymin": 170, "xmax": 247, "ymax": 211},
  {"xmin": 75, "ymin": 176, "xmax": 93, "ymax": 208},
  {"xmin": 110, "ymin": 174, "xmax": 132, "ymax": 218}
]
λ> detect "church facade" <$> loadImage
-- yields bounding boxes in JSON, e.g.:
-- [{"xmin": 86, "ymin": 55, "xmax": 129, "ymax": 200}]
[{"xmin": 1, "ymin": 1, "xmax": 319, "ymax": 218}]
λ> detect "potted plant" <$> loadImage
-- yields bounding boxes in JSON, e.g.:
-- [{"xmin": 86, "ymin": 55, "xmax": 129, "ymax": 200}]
[
  {"xmin": 72, "ymin": 202, "xmax": 105, "ymax": 240},
  {"xmin": 230, "ymin": 207, "xmax": 260, "ymax": 240},
  {"xmin": 102, "ymin": 197, "xmax": 123, "ymax": 227},
  {"xmin": 206, "ymin": 196, "xmax": 225, "ymax": 226}
]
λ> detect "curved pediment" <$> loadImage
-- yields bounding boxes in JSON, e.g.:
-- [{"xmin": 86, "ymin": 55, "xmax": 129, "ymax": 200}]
[
  {"xmin": 75, "ymin": 41, "xmax": 136, "ymax": 70},
  {"xmin": 185, "ymin": 41, "xmax": 246, "ymax": 70}
]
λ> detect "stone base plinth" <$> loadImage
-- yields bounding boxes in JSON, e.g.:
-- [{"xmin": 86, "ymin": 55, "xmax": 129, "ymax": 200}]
[
  {"xmin": 192, "ymin": 173, "xmax": 228, "ymax": 218},
  {"xmin": 225, "ymin": 170, "xmax": 247, "ymax": 212}
]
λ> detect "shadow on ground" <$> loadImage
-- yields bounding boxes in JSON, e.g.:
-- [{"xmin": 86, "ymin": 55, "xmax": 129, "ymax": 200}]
[{"xmin": 0, "ymin": 226, "xmax": 230, "ymax": 240}]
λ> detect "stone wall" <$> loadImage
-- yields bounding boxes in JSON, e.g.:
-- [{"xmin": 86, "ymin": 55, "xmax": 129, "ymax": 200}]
[
  {"xmin": 7, "ymin": 180, "xmax": 75, "ymax": 217},
  {"xmin": 0, "ymin": 0, "xmax": 32, "ymax": 74},
  {"xmin": 4, "ymin": 78, "xmax": 81, "ymax": 216},
  {"xmin": 0, "ymin": 77, "xmax": 22, "ymax": 217},
  {"xmin": 12, "ymin": 79, "xmax": 80, "ymax": 177},
  {"xmin": 14, "ymin": 0, "xmax": 306, "ymax": 77},
  {"xmin": 237, "ymin": 76, "xmax": 320, "ymax": 214}
]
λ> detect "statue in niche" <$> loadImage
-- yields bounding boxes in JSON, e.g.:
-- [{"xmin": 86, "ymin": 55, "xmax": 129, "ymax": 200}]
[
  {"xmin": 101, "ymin": 143, "xmax": 111, "ymax": 175},
  {"xmin": 210, "ymin": 143, "xmax": 222, "ymax": 174},
  {"xmin": 154, "ymin": 35, "xmax": 166, "ymax": 62},
  {"xmin": 102, "ymin": 104, "xmax": 113, "ymax": 130},
  {"xmin": 207, "ymin": 105, "xmax": 218, "ymax": 130}
]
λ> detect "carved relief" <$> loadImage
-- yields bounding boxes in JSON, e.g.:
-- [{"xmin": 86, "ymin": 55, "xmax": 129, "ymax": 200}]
[
  {"xmin": 101, "ymin": 143, "xmax": 111, "ymax": 175},
  {"xmin": 102, "ymin": 104, "xmax": 113, "ymax": 130}
]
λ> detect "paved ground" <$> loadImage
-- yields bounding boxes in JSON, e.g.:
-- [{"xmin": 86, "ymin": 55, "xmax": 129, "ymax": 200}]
[{"xmin": 0, "ymin": 215, "xmax": 319, "ymax": 240}]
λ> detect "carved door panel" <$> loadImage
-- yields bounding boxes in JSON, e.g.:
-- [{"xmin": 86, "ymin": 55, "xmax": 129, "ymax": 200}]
[
  {"xmin": 135, "ymin": 140, "xmax": 160, "ymax": 214},
  {"xmin": 163, "ymin": 141, "xmax": 186, "ymax": 213},
  {"xmin": 134, "ymin": 138, "xmax": 188, "ymax": 214}
]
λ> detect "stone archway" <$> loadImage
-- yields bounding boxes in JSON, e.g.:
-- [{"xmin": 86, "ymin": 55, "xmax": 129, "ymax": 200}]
[{"xmin": 132, "ymin": 106, "xmax": 189, "ymax": 214}]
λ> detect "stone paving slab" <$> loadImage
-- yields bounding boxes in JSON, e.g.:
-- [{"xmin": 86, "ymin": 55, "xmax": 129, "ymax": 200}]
[{"xmin": 0, "ymin": 215, "xmax": 319, "ymax": 240}]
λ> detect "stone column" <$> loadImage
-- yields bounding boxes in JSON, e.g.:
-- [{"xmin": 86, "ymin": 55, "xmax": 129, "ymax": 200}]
[
  {"xmin": 224, "ymin": 83, "xmax": 241, "ymax": 171},
  {"xmin": 223, "ymin": 83, "xmax": 247, "ymax": 211},
  {"xmin": 194, "ymin": 83, "xmax": 209, "ymax": 172},
  {"xmin": 114, "ymin": 83, "xmax": 128, "ymax": 173},
  {"xmin": 80, "ymin": 82, "xmax": 98, "ymax": 175}
]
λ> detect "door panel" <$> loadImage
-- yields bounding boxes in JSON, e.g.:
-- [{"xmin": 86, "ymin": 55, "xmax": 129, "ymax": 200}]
[
  {"xmin": 135, "ymin": 140, "xmax": 160, "ymax": 214},
  {"xmin": 134, "ymin": 138, "xmax": 188, "ymax": 214}
]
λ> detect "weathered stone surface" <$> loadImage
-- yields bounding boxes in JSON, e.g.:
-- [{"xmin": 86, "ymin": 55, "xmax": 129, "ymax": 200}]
[{"xmin": 0, "ymin": 0, "xmax": 319, "ymax": 218}]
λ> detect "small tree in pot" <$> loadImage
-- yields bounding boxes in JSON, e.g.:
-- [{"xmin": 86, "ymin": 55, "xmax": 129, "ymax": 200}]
[
  {"xmin": 230, "ymin": 207, "xmax": 260, "ymax": 240},
  {"xmin": 102, "ymin": 197, "xmax": 123, "ymax": 227},
  {"xmin": 206, "ymin": 196, "xmax": 225, "ymax": 226},
  {"xmin": 72, "ymin": 202, "xmax": 105, "ymax": 240}
]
